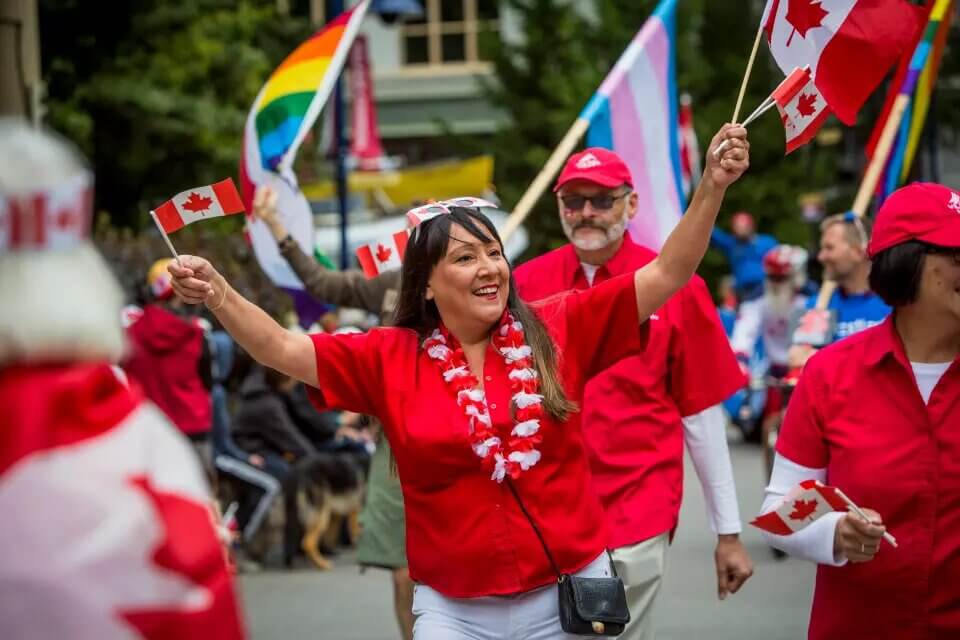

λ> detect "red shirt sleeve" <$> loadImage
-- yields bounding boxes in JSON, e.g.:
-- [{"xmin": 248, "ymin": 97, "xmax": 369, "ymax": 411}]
[
  {"xmin": 535, "ymin": 271, "xmax": 647, "ymax": 380},
  {"xmin": 306, "ymin": 329, "xmax": 386, "ymax": 417},
  {"xmin": 776, "ymin": 356, "xmax": 829, "ymax": 468},
  {"xmin": 671, "ymin": 277, "xmax": 747, "ymax": 416}
]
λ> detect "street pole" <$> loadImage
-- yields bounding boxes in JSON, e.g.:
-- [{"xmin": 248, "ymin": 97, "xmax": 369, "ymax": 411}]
[{"xmin": 329, "ymin": 0, "xmax": 350, "ymax": 269}]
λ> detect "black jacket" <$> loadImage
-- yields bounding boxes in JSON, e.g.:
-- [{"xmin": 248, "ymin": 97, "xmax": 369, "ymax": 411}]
[{"xmin": 232, "ymin": 367, "xmax": 316, "ymax": 460}]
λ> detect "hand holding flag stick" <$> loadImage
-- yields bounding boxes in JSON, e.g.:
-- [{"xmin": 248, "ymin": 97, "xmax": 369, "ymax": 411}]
[
  {"xmin": 834, "ymin": 487, "xmax": 898, "ymax": 548},
  {"xmin": 714, "ymin": 66, "xmax": 815, "ymax": 158},
  {"xmin": 751, "ymin": 479, "xmax": 897, "ymax": 550}
]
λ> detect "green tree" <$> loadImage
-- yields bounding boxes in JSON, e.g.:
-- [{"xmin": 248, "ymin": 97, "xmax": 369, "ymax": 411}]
[{"xmin": 40, "ymin": 0, "xmax": 312, "ymax": 228}]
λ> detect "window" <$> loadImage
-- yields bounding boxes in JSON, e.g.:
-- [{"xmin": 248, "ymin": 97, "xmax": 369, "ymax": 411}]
[{"xmin": 402, "ymin": 0, "xmax": 499, "ymax": 68}]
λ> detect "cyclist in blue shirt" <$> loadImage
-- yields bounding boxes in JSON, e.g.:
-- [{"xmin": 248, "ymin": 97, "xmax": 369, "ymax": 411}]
[
  {"xmin": 790, "ymin": 213, "xmax": 890, "ymax": 367},
  {"xmin": 711, "ymin": 211, "xmax": 778, "ymax": 303}
]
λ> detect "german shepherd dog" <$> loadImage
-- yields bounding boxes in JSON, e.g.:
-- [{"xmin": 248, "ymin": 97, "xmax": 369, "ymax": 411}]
[{"xmin": 282, "ymin": 452, "xmax": 365, "ymax": 570}]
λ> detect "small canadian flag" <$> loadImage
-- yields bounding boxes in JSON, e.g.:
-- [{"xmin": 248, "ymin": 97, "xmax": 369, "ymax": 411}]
[
  {"xmin": 153, "ymin": 178, "xmax": 245, "ymax": 233},
  {"xmin": 751, "ymin": 479, "xmax": 849, "ymax": 536},
  {"xmin": 773, "ymin": 66, "xmax": 831, "ymax": 154},
  {"xmin": 356, "ymin": 230, "xmax": 409, "ymax": 278}
]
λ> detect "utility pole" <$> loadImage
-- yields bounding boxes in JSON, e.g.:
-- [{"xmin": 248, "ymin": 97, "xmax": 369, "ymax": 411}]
[{"xmin": 0, "ymin": 0, "xmax": 42, "ymax": 123}]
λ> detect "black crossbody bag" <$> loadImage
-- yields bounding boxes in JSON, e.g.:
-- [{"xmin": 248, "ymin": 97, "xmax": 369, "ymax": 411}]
[{"xmin": 506, "ymin": 479, "xmax": 630, "ymax": 636}]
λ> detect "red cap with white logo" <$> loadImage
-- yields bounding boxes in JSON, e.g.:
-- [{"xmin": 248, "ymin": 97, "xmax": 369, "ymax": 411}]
[
  {"xmin": 868, "ymin": 182, "xmax": 960, "ymax": 257},
  {"xmin": 554, "ymin": 148, "xmax": 633, "ymax": 192}
]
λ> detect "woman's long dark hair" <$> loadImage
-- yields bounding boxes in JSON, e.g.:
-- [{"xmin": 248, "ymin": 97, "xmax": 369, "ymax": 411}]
[{"xmin": 391, "ymin": 207, "xmax": 576, "ymax": 422}]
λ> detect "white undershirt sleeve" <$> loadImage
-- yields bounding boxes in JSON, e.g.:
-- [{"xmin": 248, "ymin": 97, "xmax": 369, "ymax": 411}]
[
  {"xmin": 760, "ymin": 454, "xmax": 847, "ymax": 566},
  {"xmin": 682, "ymin": 404, "xmax": 742, "ymax": 535},
  {"xmin": 730, "ymin": 298, "xmax": 762, "ymax": 356}
]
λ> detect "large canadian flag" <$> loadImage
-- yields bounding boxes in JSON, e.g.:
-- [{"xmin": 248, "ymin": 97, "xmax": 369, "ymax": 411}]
[
  {"xmin": 0, "ymin": 364, "xmax": 245, "ymax": 639},
  {"xmin": 761, "ymin": 0, "xmax": 923, "ymax": 125},
  {"xmin": 773, "ymin": 66, "xmax": 831, "ymax": 153},
  {"xmin": 154, "ymin": 178, "xmax": 245, "ymax": 234},
  {"xmin": 751, "ymin": 479, "xmax": 850, "ymax": 535},
  {"xmin": 356, "ymin": 230, "xmax": 409, "ymax": 278}
]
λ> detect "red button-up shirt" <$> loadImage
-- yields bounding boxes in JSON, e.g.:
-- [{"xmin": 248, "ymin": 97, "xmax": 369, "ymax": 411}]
[
  {"xmin": 778, "ymin": 317, "xmax": 960, "ymax": 640},
  {"xmin": 514, "ymin": 235, "xmax": 744, "ymax": 548},
  {"xmin": 307, "ymin": 272, "xmax": 646, "ymax": 597}
]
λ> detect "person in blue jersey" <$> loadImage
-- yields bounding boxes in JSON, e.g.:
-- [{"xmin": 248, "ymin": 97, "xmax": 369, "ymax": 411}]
[
  {"xmin": 710, "ymin": 211, "xmax": 778, "ymax": 303},
  {"xmin": 790, "ymin": 213, "xmax": 891, "ymax": 368}
]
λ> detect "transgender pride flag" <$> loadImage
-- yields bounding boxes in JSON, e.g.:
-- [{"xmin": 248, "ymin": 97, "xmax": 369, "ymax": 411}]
[{"xmin": 581, "ymin": 0, "xmax": 683, "ymax": 250}]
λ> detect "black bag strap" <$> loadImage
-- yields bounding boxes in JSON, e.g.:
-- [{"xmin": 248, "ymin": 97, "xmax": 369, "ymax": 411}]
[{"xmin": 505, "ymin": 478, "xmax": 619, "ymax": 581}]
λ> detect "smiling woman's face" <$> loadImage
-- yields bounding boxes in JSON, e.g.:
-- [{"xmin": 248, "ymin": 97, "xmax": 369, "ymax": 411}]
[{"xmin": 426, "ymin": 222, "xmax": 510, "ymax": 334}]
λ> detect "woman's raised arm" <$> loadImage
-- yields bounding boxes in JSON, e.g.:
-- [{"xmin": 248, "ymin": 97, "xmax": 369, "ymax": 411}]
[
  {"xmin": 168, "ymin": 257, "xmax": 318, "ymax": 387},
  {"xmin": 633, "ymin": 124, "xmax": 750, "ymax": 322}
]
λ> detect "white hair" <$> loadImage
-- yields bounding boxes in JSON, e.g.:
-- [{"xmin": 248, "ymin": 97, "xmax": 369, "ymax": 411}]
[{"xmin": 0, "ymin": 118, "xmax": 126, "ymax": 365}]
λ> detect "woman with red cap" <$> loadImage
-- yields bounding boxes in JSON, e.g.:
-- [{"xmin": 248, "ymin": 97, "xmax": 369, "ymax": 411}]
[
  {"xmin": 168, "ymin": 124, "xmax": 749, "ymax": 639},
  {"xmin": 758, "ymin": 182, "xmax": 960, "ymax": 639}
]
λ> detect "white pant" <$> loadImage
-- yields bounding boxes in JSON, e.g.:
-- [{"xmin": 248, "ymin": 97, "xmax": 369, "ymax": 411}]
[
  {"xmin": 610, "ymin": 533, "xmax": 670, "ymax": 640},
  {"xmin": 412, "ymin": 553, "xmax": 613, "ymax": 640}
]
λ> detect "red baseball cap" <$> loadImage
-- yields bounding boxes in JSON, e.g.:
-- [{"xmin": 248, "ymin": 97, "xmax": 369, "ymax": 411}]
[
  {"xmin": 554, "ymin": 148, "xmax": 633, "ymax": 192},
  {"xmin": 868, "ymin": 183, "xmax": 960, "ymax": 257}
]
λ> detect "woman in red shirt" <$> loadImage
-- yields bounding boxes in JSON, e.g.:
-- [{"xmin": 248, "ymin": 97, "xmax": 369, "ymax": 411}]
[
  {"xmin": 759, "ymin": 183, "xmax": 960, "ymax": 640},
  {"xmin": 169, "ymin": 124, "xmax": 749, "ymax": 638}
]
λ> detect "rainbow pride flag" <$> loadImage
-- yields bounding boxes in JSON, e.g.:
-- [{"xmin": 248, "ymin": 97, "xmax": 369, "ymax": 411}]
[
  {"xmin": 240, "ymin": 1, "xmax": 369, "ymax": 325},
  {"xmin": 581, "ymin": 0, "xmax": 683, "ymax": 250},
  {"xmin": 251, "ymin": 0, "xmax": 369, "ymax": 177},
  {"xmin": 867, "ymin": 0, "xmax": 952, "ymax": 202}
]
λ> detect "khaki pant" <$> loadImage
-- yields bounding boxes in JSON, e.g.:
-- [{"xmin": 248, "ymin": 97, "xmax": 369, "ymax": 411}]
[{"xmin": 610, "ymin": 532, "xmax": 670, "ymax": 640}]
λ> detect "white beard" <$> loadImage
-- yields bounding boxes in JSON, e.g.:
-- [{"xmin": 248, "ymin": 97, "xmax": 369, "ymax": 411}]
[
  {"xmin": 764, "ymin": 281, "xmax": 796, "ymax": 316},
  {"xmin": 0, "ymin": 242, "xmax": 127, "ymax": 366},
  {"xmin": 562, "ymin": 216, "xmax": 628, "ymax": 252}
]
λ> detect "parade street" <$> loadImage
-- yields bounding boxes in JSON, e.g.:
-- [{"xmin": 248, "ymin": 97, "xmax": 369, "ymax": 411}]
[{"xmin": 240, "ymin": 440, "xmax": 816, "ymax": 639}]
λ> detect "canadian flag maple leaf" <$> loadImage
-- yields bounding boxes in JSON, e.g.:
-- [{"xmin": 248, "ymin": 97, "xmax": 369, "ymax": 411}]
[
  {"xmin": 796, "ymin": 92, "xmax": 819, "ymax": 117},
  {"xmin": 182, "ymin": 191, "xmax": 213, "ymax": 214},
  {"xmin": 785, "ymin": 0, "xmax": 829, "ymax": 46},
  {"xmin": 789, "ymin": 498, "xmax": 819, "ymax": 521},
  {"xmin": 375, "ymin": 243, "xmax": 392, "ymax": 263}
]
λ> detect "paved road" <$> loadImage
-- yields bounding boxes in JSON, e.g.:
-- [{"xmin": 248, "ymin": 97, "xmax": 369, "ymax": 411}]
[{"xmin": 240, "ymin": 441, "xmax": 815, "ymax": 639}]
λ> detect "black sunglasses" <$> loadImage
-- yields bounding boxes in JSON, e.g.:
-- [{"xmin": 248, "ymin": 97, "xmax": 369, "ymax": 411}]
[{"xmin": 560, "ymin": 192, "xmax": 629, "ymax": 212}]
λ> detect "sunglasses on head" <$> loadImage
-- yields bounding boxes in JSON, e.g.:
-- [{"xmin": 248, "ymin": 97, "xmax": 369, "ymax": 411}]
[
  {"xmin": 560, "ymin": 192, "xmax": 629, "ymax": 212},
  {"xmin": 406, "ymin": 197, "xmax": 498, "ymax": 226}
]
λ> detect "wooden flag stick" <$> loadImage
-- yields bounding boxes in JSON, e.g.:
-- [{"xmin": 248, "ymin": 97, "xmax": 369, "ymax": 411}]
[
  {"xmin": 500, "ymin": 117, "xmax": 591, "ymax": 243},
  {"xmin": 732, "ymin": 24, "xmax": 765, "ymax": 124},
  {"xmin": 149, "ymin": 210, "xmax": 183, "ymax": 267},
  {"xmin": 834, "ymin": 488, "xmax": 898, "ymax": 548}
]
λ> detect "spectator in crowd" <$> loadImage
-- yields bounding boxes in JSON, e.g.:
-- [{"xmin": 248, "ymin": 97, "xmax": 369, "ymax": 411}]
[
  {"xmin": 232, "ymin": 365, "xmax": 318, "ymax": 477},
  {"xmin": 0, "ymin": 117, "xmax": 243, "ymax": 638},
  {"xmin": 123, "ymin": 258, "xmax": 214, "ymax": 465},
  {"xmin": 711, "ymin": 211, "xmax": 778, "ymax": 303}
]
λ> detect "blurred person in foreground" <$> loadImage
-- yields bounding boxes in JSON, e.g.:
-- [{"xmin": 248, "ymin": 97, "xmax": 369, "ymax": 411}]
[
  {"xmin": 759, "ymin": 183, "xmax": 960, "ymax": 639},
  {"xmin": 0, "ymin": 118, "xmax": 244, "ymax": 638}
]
